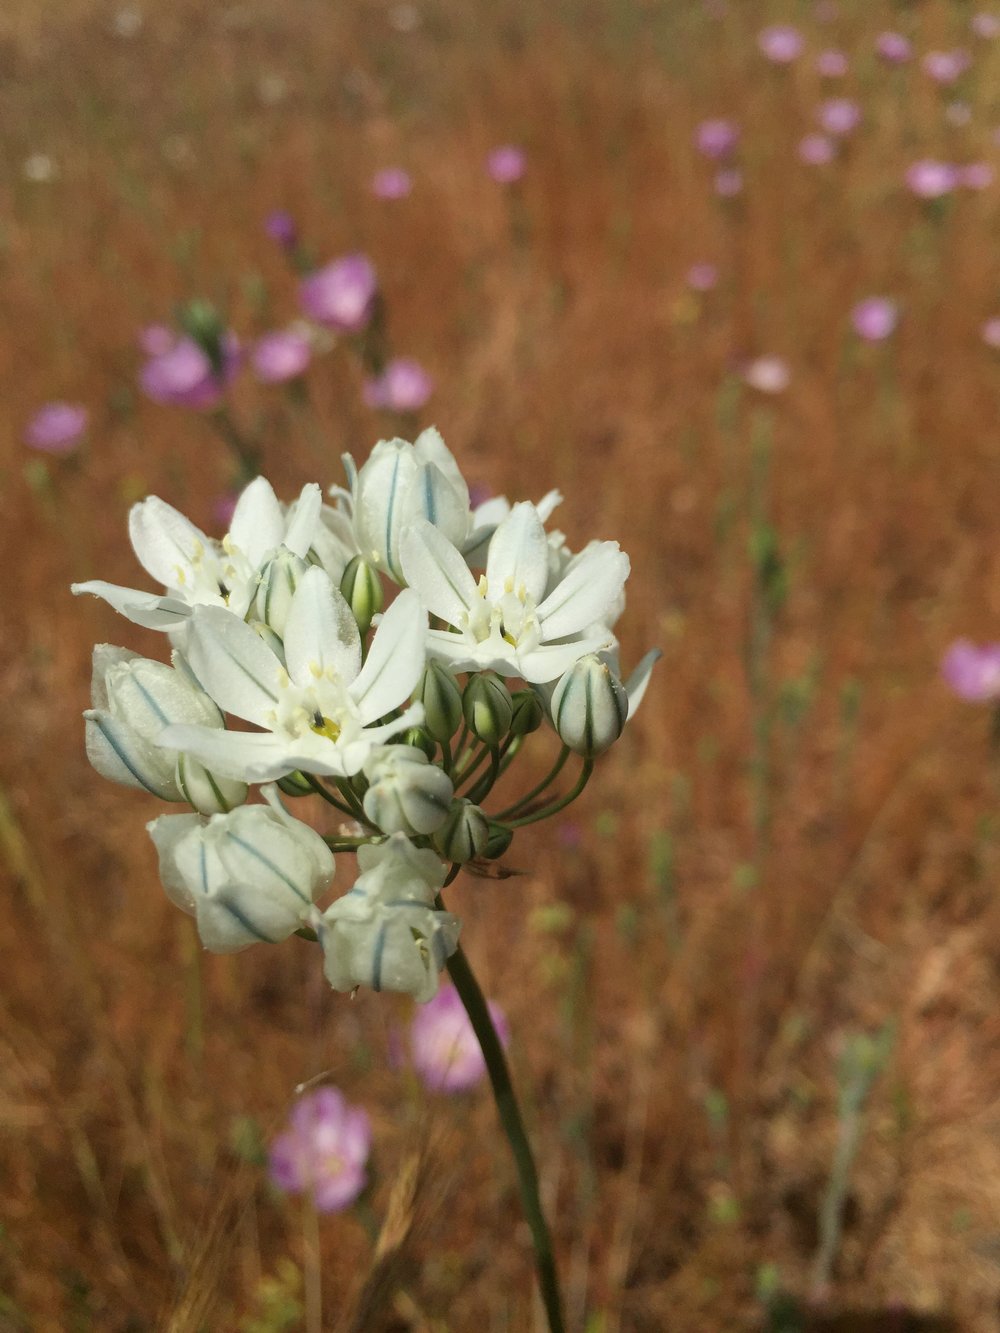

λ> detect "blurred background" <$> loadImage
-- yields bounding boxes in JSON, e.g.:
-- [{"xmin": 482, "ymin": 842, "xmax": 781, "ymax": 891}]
[{"xmin": 5, "ymin": 0, "xmax": 1000, "ymax": 1328}]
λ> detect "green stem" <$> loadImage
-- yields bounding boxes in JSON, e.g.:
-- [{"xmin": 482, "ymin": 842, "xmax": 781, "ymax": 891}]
[
  {"xmin": 466, "ymin": 746, "xmax": 501, "ymax": 806},
  {"xmin": 495, "ymin": 746, "xmax": 570, "ymax": 821},
  {"xmin": 209, "ymin": 406, "xmax": 260, "ymax": 481},
  {"xmin": 507, "ymin": 758, "xmax": 593, "ymax": 829},
  {"xmin": 307, "ymin": 777, "xmax": 357, "ymax": 821},
  {"xmin": 445, "ymin": 942, "xmax": 565, "ymax": 1333}
]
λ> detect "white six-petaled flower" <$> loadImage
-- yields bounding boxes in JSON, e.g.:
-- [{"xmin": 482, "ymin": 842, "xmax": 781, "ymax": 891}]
[{"xmin": 158, "ymin": 566, "xmax": 427, "ymax": 782}]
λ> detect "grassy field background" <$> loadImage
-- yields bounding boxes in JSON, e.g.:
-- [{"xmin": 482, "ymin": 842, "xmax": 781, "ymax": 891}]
[{"xmin": 4, "ymin": 0, "xmax": 1000, "ymax": 1328}]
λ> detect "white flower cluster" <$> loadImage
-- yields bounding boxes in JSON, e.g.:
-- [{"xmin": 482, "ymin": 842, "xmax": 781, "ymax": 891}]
[{"xmin": 74, "ymin": 429, "xmax": 658, "ymax": 1001}]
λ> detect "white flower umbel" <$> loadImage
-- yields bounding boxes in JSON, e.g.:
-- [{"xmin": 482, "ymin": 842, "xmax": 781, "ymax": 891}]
[
  {"xmin": 316, "ymin": 833, "xmax": 460, "ymax": 1002},
  {"xmin": 148, "ymin": 791, "xmax": 334, "ymax": 952},
  {"xmin": 159, "ymin": 567, "xmax": 427, "ymax": 782},
  {"xmin": 400, "ymin": 501, "xmax": 630, "ymax": 683},
  {"xmin": 362, "ymin": 744, "xmax": 454, "ymax": 835},
  {"xmin": 85, "ymin": 645, "xmax": 248, "ymax": 812},
  {"xmin": 72, "ymin": 477, "xmax": 325, "ymax": 633}
]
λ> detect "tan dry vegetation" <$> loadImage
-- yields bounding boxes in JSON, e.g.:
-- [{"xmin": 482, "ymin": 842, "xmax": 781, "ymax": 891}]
[{"xmin": 3, "ymin": 0, "xmax": 1000, "ymax": 1329}]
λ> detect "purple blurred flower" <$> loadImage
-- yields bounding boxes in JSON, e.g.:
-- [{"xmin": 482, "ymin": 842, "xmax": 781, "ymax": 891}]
[
  {"xmin": 818, "ymin": 98, "xmax": 862, "ymax": 137},
  {"xmin": 972, "ymin": 13, "xmax": 1000, "ymax": 39},
  {"xmin": 300, "ymin": 254, "xmax": 378, "ymax": 333},
  {"xmin": 758, "ymin": 24, "xmax": 804, "ymax": 63},
  {"xmin": 694, "ymin": 118, "xmax": 740, "ymax": 160},
  {"xmin": 941, "ymin": 640, "xmax": 1000, "ymax": 701},
  {"xmin": 363, "ymin": 357, "xmax": 433, "ymax": 412},
  {"xmin": 213, "ymin": 491, "xmax": 239, "ymax": 526},
  {"xmin": 981, "ymin": 316, "xmax": 1000, "ymax": 347},
  {"xmin": 371, "ymin": 167, "xmax": 412, "ymax": 199},
  {"xmin": 251, "ymin": 329, "xmax": 312, "ymax": 383},
  {"xmin": 799, "ymin": 133, "xmax": 836, "ymax": 165},
  {"xmin": 138, "ymin": 324, "xmax": 176, "ymax": 357},
  {"xmin": 264, "ymin": 210, "xmax": 298, "ymax": 250},
  {"xmin": 268, "ymin": 1088, "xmax": 371, "ymax": 1212},
  {"xmin": 905, "ymin": 159, "xmax": 959, "ymax": 199},
  {"xmin": 959, "ymin": 162, "xmax": 995, "ymax": 190},
  {"xmin": 742, "ymin": 356, "xmax": 790, "ymax": 394},
  {"xmin": 24, "ymin": 402, "xmax": 88, "ymax": 454},
  {"xmin": 714, "ymin": 167, "xmax": 743, "ymax": 197},
  {"xmin": 686, "ymin": 261, "xmax": 719, "ymax": 292},
  {"xmin": 922, "ymin": 49, "xmax": 971, "ymax": 84},
  {"xmin": 410, "ymin": 985, "xmax": 509, "ymax": 1093},
  {"xmin": 876, "ymin": 31, "xmax": 913, "ymax": 64},
  {"xmin": 851, "ymin": 297, "xmax": 899, "ymax": 341},
  {"xmin": 816, "ymin": 49, "xmax": 849, "ymax": 77},
  {"xmin": 486, "ymin": 145, "xmax": 527, "ymax": 184},
  {"xmin": 140, "ymin": 334, "xmax": 241, "ymax": 410}
]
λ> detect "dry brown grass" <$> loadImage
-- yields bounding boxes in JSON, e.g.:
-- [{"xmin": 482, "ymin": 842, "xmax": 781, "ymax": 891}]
[{"xmin": 4, "ymin": 0, "xmax": 1000, "ymax": 1328}]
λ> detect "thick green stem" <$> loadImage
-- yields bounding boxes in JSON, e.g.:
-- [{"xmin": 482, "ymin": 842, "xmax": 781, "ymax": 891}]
[{"xmin": 445, "ymin": 942, "xmax": 565, "ymax": 1333}]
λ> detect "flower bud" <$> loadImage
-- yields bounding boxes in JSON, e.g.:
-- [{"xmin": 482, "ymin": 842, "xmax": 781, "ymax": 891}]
[
  {"xmin": 253, "ymin": 548, "xmax": 309, "ymax": 636},
  {"xmin": 483, "ymin": 821, "xmax": 514, "ymax": 859},
  {"xmin": 176, "ymin": 753, "xmax": 247, "ymax": 814},
  {"xmin": 509, "ymin": 689, "xmax": 544, "ymax": 737},
  {"xmin": 404, "ymin": 726, "xmax": 437, "ymax": 760},
  {"xmin": 417, "ymin": 660, "xmax": 463, "ymax": 743},
  {"xmin": 339, "ymin": 555, "xmax": 383, "ymax": 638},
  {"xmin": 248, "ymin": 620, "xmax": 287, "ymax": 665},
  {"xmin": 148, "ymin": 794, "xmax": 334, "ymax": 952},
  {"xmin": 463, "ymin": 672, "xmax": 512, "ymax": 747},
  {"xmin": 317, "ymin": 834, "xmax": 460, "ymax": 1002},
  {"xmin": 85, "ymin": 646, "xmax": 248, "ymax": 813},
  {"xmin": 362, "ymin": 745, "xmax": 454, "ymax": 836},
  {"xmin": 432, "ymin": 798, "xmax": 490, "ymax": 863},
  {"xmin": 550, "ymin": 654, "xmax": 628, "ymax": 756},
  {"xmin": 277, "ymin": 770, "xmax": 315, "ymax": 797}
]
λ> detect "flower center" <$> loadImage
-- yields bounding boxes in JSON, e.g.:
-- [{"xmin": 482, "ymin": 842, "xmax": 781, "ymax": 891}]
[{"xmin": 460, "ymin": 574, "xmax": 540, "ymax": 650}]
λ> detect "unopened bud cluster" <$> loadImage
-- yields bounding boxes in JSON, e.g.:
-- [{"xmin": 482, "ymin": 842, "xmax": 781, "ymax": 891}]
[{"xmin": 74, "ymin": 429, "xmax": 659, "ymax": 1001}]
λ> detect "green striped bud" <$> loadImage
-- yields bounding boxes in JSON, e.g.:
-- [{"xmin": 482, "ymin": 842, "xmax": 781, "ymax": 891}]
[
  {"xmin": 432, "ymin": 798, "xmax": 490, "ymax": 863},
  {"xmin": 462, "ymin": 671, "xmax": 512, "ymax": 748},
  {"xmin": 417, "ymin": 660, "xmax": 464, "ymax": 743},
  {"xmin": 550, "ymin": 654, "xmax": 628, "ymax": 756},
  {"xmin": 253, "ymin": 548, "xmax": 309, "ymax": 636},
  {"xmin": 339, "ymin": 555, "xmax": 384, "ymax": 638},
  {"xmin": 509, "ymin": 690, "xmax": 544, "ymax": 737}
]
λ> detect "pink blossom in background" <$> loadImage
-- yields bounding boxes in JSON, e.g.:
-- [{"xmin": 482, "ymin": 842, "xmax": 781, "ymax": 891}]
[
  {"xmin": 921, "ymin": 49, "xmax": 972, "ymax": 84},
  {"xmin": 410, "ymin": 986, "xmax": 509, "ymax": 1093},
  {"xmin": 980, "ymin": 316, "xmax": 1000, "ymax": 347},
  {"xmin": 140, "ymin": 333, "xmax": 241, "ymax": 410},
  {"xmin": 138, "ymin": 324, "xmax": 176, "ymax": 357},
  {"xmin": 818, "ymin": 98, "xmax": 862, "ymax": 137},
  {"xmin": 24, "ymin": 402, "xmax": 88, "ymax": 454},
  {"xmin": 212, "ymin": 491, "xmax": 239, "ymax": 526},
  {"xmin": 300, "ymin": 254, "xmax": 378, "ymax": 333},
  {"xmin": 816, "ymin": 49, "xmax": 849, "ymax": 78},
  {"xmin": 972, "ymin": 13, "xmax": 1000, "ymax": 39},
  {"xmin": 941, "ymin": 640, "xmax": 1000, "ymax": 701},
  {"xmin": 486, "ymin": 145, "xmax": 526, "ymax": 184},
  {"xmin": 758, "ymin": 24, "xmax": 804, "ymax": 64},
  {"xmin": 851, "ymin": 297, "xmax": 899, "ymax": 341},
  {"xmin": 958, "ymin": 162, "xmax": 995, "ymax": 190},
  {"xmin": 268, "ymin": 1088, "xmax": 371, "ymax": 1212},
  {"xmin": 694, "ymin": 118, "xmax": 740, "ymax": 160},
  {"xmin": 371, "ymin": 166, "xmax": 412, "ymax": 199},
  {"xmin": 714, "ymin": 167, "xmax": 743, "ymax": 197},
  {"xmin": 875, "ymin": 31, "xmax": 913, "ymax": 64},
  {"xmin": 686, "ymin": 261, "xmax": 719, "ymax": 292},
  {"xmin": 799, "ymin": 133, "xmax": 836, "ymax": 165},
  {"xmin": 251, "ymin": 329, "xmax": 312, "ymax": 383},
  {"xmin": 905, "ymin": 159, "xmax": 959, "ymax": 199},
  {"xmin": 742, "ymin": 356, "xmax": 790, "ymax": 394},
  {"xmin": 264, "ymin": 210, "xmax": 298, "ymax": 249},
  {"xmin": 363, "ymin": 357, "xmax": 433, "ymax": 412}
]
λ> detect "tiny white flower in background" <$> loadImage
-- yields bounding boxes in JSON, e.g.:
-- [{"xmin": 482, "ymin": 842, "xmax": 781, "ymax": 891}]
[
  {"xmin": 85, "ymin": 645, "xmax": 248, "ymax": 812},
  {"xmin": 400, "ymin": 501, "xmax": 629, "ymax": 683},
  {"xmin": 148, "ymin": 789, "xmax": 334, "ymax": 952},
  {"xmin": 23, "ymin": 154, "xmax": 58, "ymax": 183},
  {"xmin": 317, "ymin": 833, "xmax": 460, "ymax": 1002},
  {"xmin": 158, "ymin": 567, "xmax": 427, "ymax": 782},
  {"xmin": 110, "ymin": 6, "xmax": 143, "ymax": 37},
  {"xmin": 72, "ymin": 477, "xmax": 326, "ymax": 634},
  {"xmin": 362, "ymin": 745, "xmax": 454, "ymax": 835}
]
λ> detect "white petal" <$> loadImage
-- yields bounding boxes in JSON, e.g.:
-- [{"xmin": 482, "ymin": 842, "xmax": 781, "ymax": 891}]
[
  {"xmin": 424, "ymin": 629, "xmax": 517, "ymax": 678},
  {"xmin": 71, "ymin": 580, "xmax": 192, "ymax": 630},
  {"xmin": 517, "ymin": 634, "xmax": 615, "ymax": 684},
  {"xmin": 147, "ymin": 813, "xmax": 205, "ymax": 913},
  {"xmin": 535, "ymin": 488, "xmax": 564, "ymax": 522},
  {"xmin": 536, "ymin": 543, "xmax": 630, "ymax": 641},
  {"xmin": 403, "ymin": 462, "xmax": 470, "ymax": 550},
  {"xmin": 228, "ymin": 478, "xmax": 285, "ymax": 565},
  {"xmin": 485, "ymin": 502, "xmax": 550, "ymax": 604},
  {"xmin": 90, "ymin": 644, "xmax": 139, "ymax": 708},
  {"xmin": 350, "ymin": 590, "xmax": 427, "ymax": 724},
  {"xmin": 128, "ymin": 496, "xmax": 213, "ymax": 589},
  {"xmin": 85, "ymin": 711, "xmax": 180, "ymax": 798},
  {"xmin": 413, "ymin": 426, "xmax": 469, "ymax": 502},
  {"xmin": 184, "ymin": 608, "xmax": 283, "ymax": 725},
  {"xmin": 283, "ymin": 483, "xmax": 324, "ymax": 558},
  {"xmin": 283, "ymin": 566, "xmax": 361, "ymax": 687},
  {"xmin": 353, "ymin": 442, "xmax": 415, "ymax": 578},
  {"xmin": 159, "ymin": 724, "xmax": 298, "ymax": 783},
  {"xmin": 624, "ymin": 648, "xmax": 661, "ymax": 716},
  {"xmin": 398, "ymin": 520, "xmax": 477, "ymax": 626}
]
